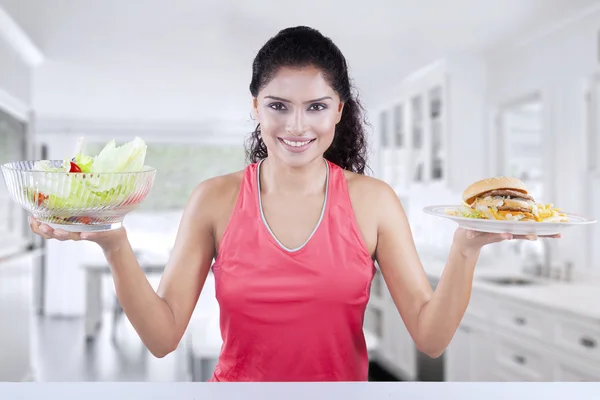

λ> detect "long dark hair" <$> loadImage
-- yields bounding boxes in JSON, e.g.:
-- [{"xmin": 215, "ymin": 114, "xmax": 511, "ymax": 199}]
[{"xmin": 245, "ymin": 26, "xmax": 369, "ymax": 174}]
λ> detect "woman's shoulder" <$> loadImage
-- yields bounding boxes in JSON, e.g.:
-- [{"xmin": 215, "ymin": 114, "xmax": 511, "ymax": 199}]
[
  {"xmin": 343, "ymin": 170, "xmax": 403, "ymax": 212},
  {"xmin": 188, "ymin": 169, "xmax": 245, "ymax": 210},
  {"xmin": 343, "ymin": 170, "xmax": 396, "ymax": 198}
]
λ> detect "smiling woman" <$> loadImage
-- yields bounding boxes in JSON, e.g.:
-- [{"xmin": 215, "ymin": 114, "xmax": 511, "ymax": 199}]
[
  {"xmin": 28, "ymin": 25, "xmax": 559, "ymax": 383},
  {"xmin": 245, "ymin": 26, "xmax": 368, "ymax": 174}
]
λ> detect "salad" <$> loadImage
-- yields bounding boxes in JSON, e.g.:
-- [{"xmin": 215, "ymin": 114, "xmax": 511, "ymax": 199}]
[
  {"xmin": 28, "ymin": 136, "xmax": 151, "ymax": 213},
  {"xmin": 447, "ymin": 202, "xmax": 568, "ymax": 223}
]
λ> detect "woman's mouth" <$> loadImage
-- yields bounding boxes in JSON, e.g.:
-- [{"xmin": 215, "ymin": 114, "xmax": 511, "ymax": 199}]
[{"xmin": 277, "ymin": 137, "xmax": 316, "ymax": 153}]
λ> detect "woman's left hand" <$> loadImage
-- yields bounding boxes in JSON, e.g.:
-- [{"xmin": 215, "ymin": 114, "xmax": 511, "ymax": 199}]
[{"xmin": 452, "ymin": 227, "xmax": 561, "ymax": 258}]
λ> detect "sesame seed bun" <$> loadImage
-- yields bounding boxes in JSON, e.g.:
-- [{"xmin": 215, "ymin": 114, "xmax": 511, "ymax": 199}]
[{"xmin": 462, "ymin": 176, "xmax": 529, "ymax": 205}]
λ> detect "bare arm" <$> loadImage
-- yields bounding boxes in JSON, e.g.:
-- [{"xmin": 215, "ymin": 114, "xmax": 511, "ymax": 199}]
[
  {"xmin": 104, "ymin": 181, "xmax": 218, "ymax": 357},
  {"xmin": 31, "ymin": 179, "xmax": 220, "ymax": 357},
  {"xmin": 373, "ymin": 182, "xmax": 514, "ymax": 358}
]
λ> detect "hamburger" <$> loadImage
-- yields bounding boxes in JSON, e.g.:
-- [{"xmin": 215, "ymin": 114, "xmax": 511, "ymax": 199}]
[{"xmin": 454, "ymin": 176, "xmax": 568, "ymax": 222}]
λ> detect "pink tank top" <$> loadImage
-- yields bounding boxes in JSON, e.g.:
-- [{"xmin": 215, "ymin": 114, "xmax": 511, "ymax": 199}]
[{"xmin": 209, "ymin": 158, "xmax": 376, "ymax": 382}]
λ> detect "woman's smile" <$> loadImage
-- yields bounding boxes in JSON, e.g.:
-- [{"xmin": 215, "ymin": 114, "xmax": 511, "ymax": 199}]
[{"xmin": 277, "ymin": 137, "xmax": 317, "ymax": 153}]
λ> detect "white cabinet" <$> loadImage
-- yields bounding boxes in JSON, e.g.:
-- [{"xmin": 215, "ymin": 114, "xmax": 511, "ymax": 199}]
[
  {"xmin": 373, "ymin": 64, "xmax": 447, "ymax": 193},
  {"xmin": 445, "ymin": 323, "xmax": 491, "ymax": 382},
  {"xmin": 446, "ymin": 288, "xmax": 600, "ymax": 382},
  {"xmin": 585, "ymin": 73, "xmax": 600, "ymax": 174},
  {"xmin": 554, "ymin": 355, "xmax": 600, "ymax": 381},
  {"xmin": 0, "ymin": 250, "xmax": 39, "ymax": 381},
  {"xmin": 445, "ymin": 293, "xmax": 493, "ymax": 382},
  {"xmin": 371, "ymin": 55, "xmax": 487, "ymax": 195},
  {"xmin": 379, "ymin": 285, "xmax": 416, "ymax": 380},
  {"xmin": 366, "ymin": 268, "xmax": 417, "ymax": 380},
  {"xmin": 490, "ymin": 331, "xmax": 552, "ymax": 381},
  {"xmin": 445, "ymin": 325, "xmax": 474, "ymax": 381}
]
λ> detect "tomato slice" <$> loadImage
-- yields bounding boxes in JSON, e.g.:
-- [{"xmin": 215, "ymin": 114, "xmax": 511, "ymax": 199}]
[
  {"xmin": 69, "ymin": 161, "xmax": 82, "ymax": 173},
  {"xmin": 36, "ymin": 193, "xmax": 47, "ymax": 206}
]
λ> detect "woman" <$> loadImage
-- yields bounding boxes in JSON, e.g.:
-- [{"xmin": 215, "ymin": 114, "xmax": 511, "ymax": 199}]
[{"xmin": 29, "ymin": 26, "xmax": 556, "ymax": 382}]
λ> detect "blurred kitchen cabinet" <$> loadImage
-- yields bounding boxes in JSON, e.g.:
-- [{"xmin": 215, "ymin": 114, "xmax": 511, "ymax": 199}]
[
  {"xmin": 446, "ymin": 288, "xmax": 600, "ymax": 382},
  {"xmin": 445, "ymin": 325, "xmax": 474, "ymax": 381},
  {"xmin": 0, "ymin": 108, "xmax": 29, "ymax": 246},
  {"xmin": 365, "ymin": 268, "xmax": 385, "ymax": 338},
  {"xmin": 585, "ymin": 75, "xmax": 600, "ymax": 270},
  {"xmin": 0, "ymin": 250, "xmax": 40, "ymax": 381},
  {"xmin": 445, "ymin": 321, "xmax": 491, "ymax": 381},
  {"xmin": 379, "ymin": 289, "xmax": 417, "ymax": 380},
  {"xmin": 554, "ymin": 356, "xmax": 600, "ymax": 381},
  {"xmin": 585, "ymin": 73, "xmax": 600, "ymax": 174},
  {"xmin": 372, "ymin": 55, "xmax": 487, "ymax": 194},
  {"xmin": 589, "ymin": 175, "xmax": 600, "ymax": 281},
  {"xmin": 366, "ymin": 266, "xmax": 417, "ymax": 380}
]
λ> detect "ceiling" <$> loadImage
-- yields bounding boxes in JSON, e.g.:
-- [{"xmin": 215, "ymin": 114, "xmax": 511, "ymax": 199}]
[{"xmin": 1, "ymin": 0, "xmax": 598, "ymax": 123}]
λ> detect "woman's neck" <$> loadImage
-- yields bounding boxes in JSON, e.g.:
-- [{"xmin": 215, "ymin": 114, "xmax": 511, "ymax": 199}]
[{"xmin": 259, "ymin": 157, "xmax": 327, "ymax": 196}]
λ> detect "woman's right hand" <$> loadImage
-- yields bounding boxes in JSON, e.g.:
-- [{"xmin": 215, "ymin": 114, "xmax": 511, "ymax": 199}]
[{"xmin": 28, "ymin": 216, "xmax": 128, "ymax": 252}]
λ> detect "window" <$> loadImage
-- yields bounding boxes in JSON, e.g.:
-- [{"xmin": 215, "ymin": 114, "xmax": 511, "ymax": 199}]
[
  {"xmin": 85, "ymin": 141, "xmax": 247, "ymax": 211},
  {"xmin": 0, "ymin": 109, "xmax": 26, "ymax": 239}
]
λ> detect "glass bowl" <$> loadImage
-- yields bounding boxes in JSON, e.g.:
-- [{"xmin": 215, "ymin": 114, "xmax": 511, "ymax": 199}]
[{"xmin": 1, "ymin": 160, "xmax": 157, "ymax": 232}]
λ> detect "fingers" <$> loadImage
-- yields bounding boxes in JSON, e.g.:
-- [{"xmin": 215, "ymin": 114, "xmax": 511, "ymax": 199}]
[
  {"xmin": 28, "ymin": 217, "xmax": 82, "ymax": 241},
  {"xmin": 465, "ymin": 229, "xmax": 479, "ymax": 239},
  {"xmin": 512, "ymin": 234, "xmax": 539, "ymax": 241},
  {"xmin": 464, "ymin": 229, "xmax": 561, "ymax": 242},
  {"xmin": 29, "ymin": 217, "xmax": 52, "ymax": 240},
  {"xmin": 52, "ymin": 228, "xmax": 82, "ymax": 241},
  {"xmin": 484, "ymin": 232, "xmax": 513, "ymax": 243},
  {"xmin": 465, "ymin": 230, "xmax": 512, "ymax": 242},
  {"xmin": 512, "ymin": 233, "xmax": 562, "ymax": 240}
]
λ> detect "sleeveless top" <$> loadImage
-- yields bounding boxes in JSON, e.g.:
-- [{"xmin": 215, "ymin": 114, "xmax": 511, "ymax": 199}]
[{"xmin": 209, "ymin": 158, "xmax": 376, "ymax": 382}]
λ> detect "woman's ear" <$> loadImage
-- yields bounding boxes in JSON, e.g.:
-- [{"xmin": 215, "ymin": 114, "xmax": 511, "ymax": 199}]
[
  {"xmin": 252, "ymin": 98, "xmax": 260, "ymax": 121},
  {"xmin": 336, "ymin": 102, "xmax": 345, "ymax": 124}
]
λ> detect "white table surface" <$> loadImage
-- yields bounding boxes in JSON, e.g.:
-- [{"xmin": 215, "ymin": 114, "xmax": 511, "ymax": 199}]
[
  {"xmin": 0, "ymin": 382, "xmax": 598, "ymax": 399},
  {"xmin": 420, "ymin": 257, "xmax": 600, "ymax": 322}
]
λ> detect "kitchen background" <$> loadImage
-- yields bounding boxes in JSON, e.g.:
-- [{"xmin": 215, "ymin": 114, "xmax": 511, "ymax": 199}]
[{"xmin": 1, "ymin": 0, "xmax": 600, "ymax": 383}]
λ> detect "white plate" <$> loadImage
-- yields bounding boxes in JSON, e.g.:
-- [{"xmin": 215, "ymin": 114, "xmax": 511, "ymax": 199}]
[{"xmin": 423, "ymin": 205, "xmax": 597, "ymax": 236}]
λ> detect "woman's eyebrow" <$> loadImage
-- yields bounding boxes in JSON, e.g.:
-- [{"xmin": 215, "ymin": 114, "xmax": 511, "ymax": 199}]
[{"xmin": 264, "ymin": 95, "xmax": 333, "ymax": 103}]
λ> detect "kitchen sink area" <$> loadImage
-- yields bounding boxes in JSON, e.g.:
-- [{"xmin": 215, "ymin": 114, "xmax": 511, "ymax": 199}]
[{"xmin": 476, "ymin": 276, "xmax": 547, "ymax": 286}]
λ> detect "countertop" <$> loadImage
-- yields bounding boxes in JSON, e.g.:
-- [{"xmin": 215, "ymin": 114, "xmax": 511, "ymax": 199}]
[
  {"xmin": 0, "ymin": 238, "xmax": 31, "ymax": 261},
  {"xmin": 421, "ymin": 257, "xmax": 600, "ymax": 322},
  {"xmin": 0, "ymin": 382, "xmax": 598, "ymax": 400}
]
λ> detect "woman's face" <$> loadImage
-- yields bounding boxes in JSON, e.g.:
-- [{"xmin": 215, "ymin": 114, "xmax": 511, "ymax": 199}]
[{"xmin": 253, "ymin": 66, "xmax": 344, "ymax": 168}]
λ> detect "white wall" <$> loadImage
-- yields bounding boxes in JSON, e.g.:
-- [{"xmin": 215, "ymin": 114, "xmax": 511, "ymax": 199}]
[
  {"xmin": 486, "ymin": 6, "xmax": 600, "ymax": 270},
  {"xmin": 445, "ymin": 55, "xmax": 488, "ymax": 192},
  {"xmin": 32, "ymin": 60, "xmax": 252, "ymax": 123},
  {"xmin": 0, "ymin": 33, "xmax": 30, "ymax": 118}
]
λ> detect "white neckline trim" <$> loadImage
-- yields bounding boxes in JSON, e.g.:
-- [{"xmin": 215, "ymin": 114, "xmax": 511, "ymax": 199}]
[{"xmin": 257, "ymin": 158, "xmax": 329, "ymax": 253}]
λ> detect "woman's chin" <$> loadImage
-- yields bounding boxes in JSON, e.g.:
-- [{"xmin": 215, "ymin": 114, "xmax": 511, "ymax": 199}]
[{"xmin": 272, "ymin": 150, "xmax": 323, "ymax": 169}]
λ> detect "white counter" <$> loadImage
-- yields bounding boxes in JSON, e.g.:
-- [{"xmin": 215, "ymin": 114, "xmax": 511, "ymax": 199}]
[
  {"xmin": 0, "ymin": 237, "xmax": 30, "ymax": 260},
  {"xmin": 0, "ymin": 382, "xmax": 598, "ymax": 399},
  {"xmin": 421, "ymin": 258, "xmax": 600, "ymax": 322}
]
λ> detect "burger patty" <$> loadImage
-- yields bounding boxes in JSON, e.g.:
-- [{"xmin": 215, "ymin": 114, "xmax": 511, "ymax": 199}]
[
  {"xmin": 480, "ymin": 189, "xmax": 534, "ymax": 201},
  {"xmin": 496, "ymin": 206, "xmax": 533, "ymax": 213}
]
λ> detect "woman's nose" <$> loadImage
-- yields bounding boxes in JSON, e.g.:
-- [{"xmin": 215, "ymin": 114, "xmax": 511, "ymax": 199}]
[{"xmin": 285, "ymin": 110, "xmax": 307, "ymax": 135}]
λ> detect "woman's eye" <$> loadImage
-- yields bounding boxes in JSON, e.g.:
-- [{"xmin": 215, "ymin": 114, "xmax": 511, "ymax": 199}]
[
  {"xmin": 269, "ymin": 102, "xmax": 286, "ymax": 111},
  {"xmin": 309, "ymin": 103, "xmax": 326, "ymax": 111}
]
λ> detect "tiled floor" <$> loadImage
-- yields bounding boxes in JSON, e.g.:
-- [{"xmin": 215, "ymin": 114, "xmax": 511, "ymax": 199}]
[
  {"xmin": 30, "ymin": 311, "xmax": 401, "ymax": 382},
  {"xmin": 31, "ymin": 312, "xmax": 190, "ymax": 382}
]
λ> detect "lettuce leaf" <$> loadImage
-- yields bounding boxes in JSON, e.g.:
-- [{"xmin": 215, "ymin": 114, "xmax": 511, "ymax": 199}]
[
  {"xmin": 89, "ymin": 137, "xmax": 147, "ymax": 173},
  {"xmin": 29, "ymin": 137, "xmax": 148, "ymax": 210},
  {"xmin": 459, "ymin": 206, "xmax": 483, "ymax": 219}
]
